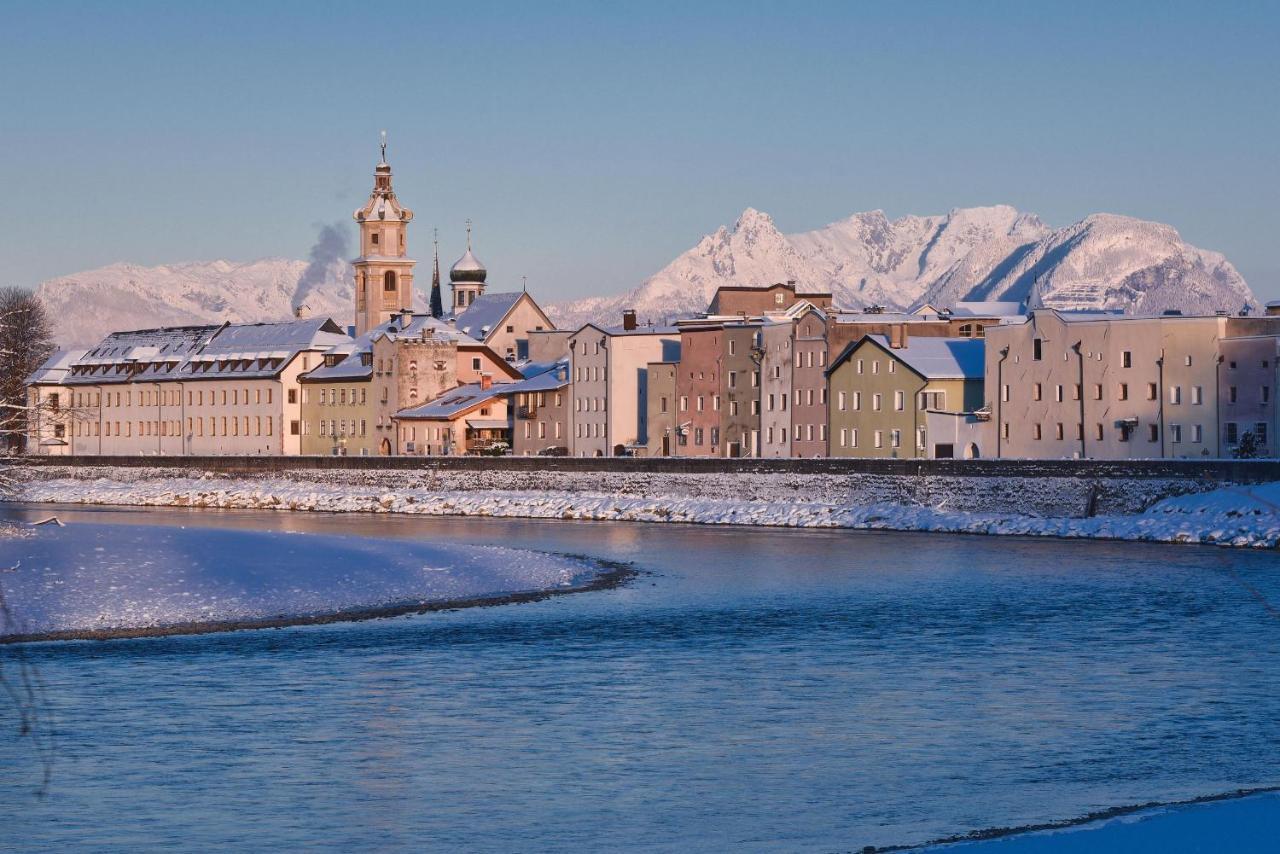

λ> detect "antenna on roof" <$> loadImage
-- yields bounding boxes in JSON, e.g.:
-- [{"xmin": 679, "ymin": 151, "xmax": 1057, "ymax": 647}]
[{"xmin": 379, "ymin": 130, "xmax": 387, "ymax": 164}]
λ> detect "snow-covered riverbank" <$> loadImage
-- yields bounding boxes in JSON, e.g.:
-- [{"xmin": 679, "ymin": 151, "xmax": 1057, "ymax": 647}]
[
  {"xmin": 0, "ymin": 520, "xmax": 617, "ymax": 640},
  {"xmin": 10, "ymin": 466, "xmax": 1280, "ymax": 549}
]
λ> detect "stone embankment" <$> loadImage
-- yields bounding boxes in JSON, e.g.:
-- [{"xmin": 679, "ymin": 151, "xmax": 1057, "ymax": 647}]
[{"xmin": 10, "ymin": 460, "xmax": 1280, "ymax": 548}]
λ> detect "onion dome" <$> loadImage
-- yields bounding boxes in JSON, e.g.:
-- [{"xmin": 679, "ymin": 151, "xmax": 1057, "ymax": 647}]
[{"xmin": 450, "ymin": 248, "xmax": 487, "ymax": 284}]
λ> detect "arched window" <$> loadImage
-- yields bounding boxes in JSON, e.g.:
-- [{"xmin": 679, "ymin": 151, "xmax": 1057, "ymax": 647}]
[{"xmin": 384, "ymin": 270, "xmax": 397, "ymax": 292}]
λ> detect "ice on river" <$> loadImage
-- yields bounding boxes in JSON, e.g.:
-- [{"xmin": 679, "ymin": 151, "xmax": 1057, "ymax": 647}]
[{"xmin": 0, "ymin": 523, "xmax": 600, "ymax": 637}]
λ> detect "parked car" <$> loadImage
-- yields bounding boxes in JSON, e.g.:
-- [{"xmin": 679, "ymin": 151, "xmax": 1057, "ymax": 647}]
[{"xmin": 537, "ymin": 446, "xmax": 569, "ymax": 457}]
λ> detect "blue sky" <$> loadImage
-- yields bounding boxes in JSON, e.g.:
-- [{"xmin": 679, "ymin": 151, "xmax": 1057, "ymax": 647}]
[{"xmin": 2, "ymin": 1, "xmax": 1277, "ymax": 301}]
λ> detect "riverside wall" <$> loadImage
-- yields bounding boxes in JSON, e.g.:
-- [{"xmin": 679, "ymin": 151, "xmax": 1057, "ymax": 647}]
[
  {"xmin": 11, "ymin": 456, "xmax": 1280, "ymax": 519},
  {"xmin": 14, "ymin": 454, "xmax": 1280, "ymax": 483}
]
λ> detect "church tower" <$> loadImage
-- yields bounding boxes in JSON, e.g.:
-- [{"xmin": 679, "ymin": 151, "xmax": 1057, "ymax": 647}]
[
  {"xmin": 353, "ymin": 133, "xmax": 416, "ymax": 336},
  {"xmin": 449, "ymin": 220, "xmax": 488, "ymax": 313}
]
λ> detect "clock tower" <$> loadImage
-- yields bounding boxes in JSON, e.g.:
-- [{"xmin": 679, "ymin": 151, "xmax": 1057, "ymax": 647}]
[{"xmin": 353, "ymin": 134, "xmax": 416, "ymax": 336}]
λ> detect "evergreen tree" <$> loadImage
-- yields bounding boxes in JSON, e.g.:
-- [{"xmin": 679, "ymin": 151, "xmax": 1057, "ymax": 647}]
[{"xmin": 0, "ymin": 287, "xmax": 55, "ymax": 454}]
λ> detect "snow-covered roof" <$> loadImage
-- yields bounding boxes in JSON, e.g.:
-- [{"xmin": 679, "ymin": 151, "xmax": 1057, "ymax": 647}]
[
  {"xmin": 830, "ymin": 335, "xmax": 985, "ymax": 380},
  {"xmin": 395, "ymin": 382, "xmax": 507, "ymax": 420},
  {"xmin": 951, "ymin": 301, "xmax": 1025, "ymax": 317},
  {"xmin": 502, "ymin": 361, "xmax": 570, "ymax": 393},
  {"xmin": 63, "ymin": 318, "xmax": 350, "ymax": 385},
  {"xmin": 452, "ymin": 292, "xmax": 525, "ymax": 342},
  {"xmin": 26, "ymin": 348, "xmax": 88, "ymax": 385}
]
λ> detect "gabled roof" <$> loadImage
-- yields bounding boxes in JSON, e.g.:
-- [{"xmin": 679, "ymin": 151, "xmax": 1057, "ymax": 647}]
[
  {"xmin": 395, "ymin": 382, "xmax": 506, "ymax": 420},
  {"xmin": 453, "ymin": 292, "xmax": 550, "ymax": 343},
  {"xmin": 26, "ymin": 348, "xmax": 88, "ymax": 385},
  {"xmin": 828, "ymin": 335, "xmax": 985, "ymax": 380}
]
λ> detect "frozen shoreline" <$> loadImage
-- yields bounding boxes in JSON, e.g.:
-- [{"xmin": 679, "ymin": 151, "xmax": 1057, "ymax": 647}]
[
  {"xmin": 0, "ymin": 519, "xmax": 626, "ymax": 642},
  {"xmin": 10, "ymin": 468, "xmax": 1280, "ymax": 549}
]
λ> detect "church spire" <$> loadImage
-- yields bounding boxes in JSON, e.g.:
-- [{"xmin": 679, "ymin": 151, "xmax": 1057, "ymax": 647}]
[
  {"xmin": 430, "ymin": 228, "xmax": 444, "ymax": 318},
  {"xmin": 351, "ymin": 133, "xmax": 416, "ymax": 336}
]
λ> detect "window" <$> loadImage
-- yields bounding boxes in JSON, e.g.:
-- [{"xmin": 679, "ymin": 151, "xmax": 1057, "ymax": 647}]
[
  {"xmin": 680, "ymin": 396, "xmax": 688, "ymax": 412},
  {"xmin": 1191, "ymin": 385, "xmax": 1202, "ymax": 405},
  {"xmin": 1032, "ymin": 338, "xmax": 1043, "ymax": 361},
  {"xmin": 1170, "ymin": 424, "xmax": 1182, "ymax": 443},
  {"xmin": 1229, "ymin": 386, "xmax": 1238, "ymax": 403},
  {"xmin": 288, "ymin": 389, "xmax": 297, "ymax": 404},
  {"xmin": 872, "ymin": 393, "xmax": 882, "ymax": 411},
  {"xmin": 852, "ymin": 391, "xmax": 861, "ymax": 411},
  {"xmin": 1263, "ymin": 387, "xmax": 1272, "ymax": 404},
  {"xmin": 1148, "ymin": 424, "xmax": 1159, "ymax": 442},
  {"xmin": 371, "ymin": 232, "xmax": 379, "ymax": 246},
  {"xmin": 1256, "ymin": 423, "xmax": 1269, "ymax": 446},
  {"xmin": 1093, "ymin": 384, "xmax": 1102, "ymax": 401},
  {"xmin": 1055, "ymin": 423, "xmax": 1064, "ymax": 440},
  {"xmin": 1072, "ymin": 384, "xmax": 1082, "ymax": 401},
  {"xmin": 1192, "ymin": 424, "xmax": 1203, "ymax": 443},
  {"xmin": 1118, "ymin": 383, "xmax": 1129, "ymax": 401},
  {"xmin": 728, "ymin": 371, "xmax": 737, "ymax": 389},
  {"xmin": 1122, "ymin": 351, "xmax": 1132, "ymax": 368},
  {"xmin": 838, "ymin": 391, "xmax": 847, "ymax": 411},
  {"xmin": 775, "ymin": 292, "xmax": 785, "ymax": 305},
  {"xmin": 1095, "ymin": 423, "xmax": 1103, "ymax": 441},
  {"xmin": 894, "ymin": 390, "xmax": 904, "ymax": 411},
  {"xmin": 729, "ymin": 340, "xmax": 736, "ymax": 356},
  {"xmin": 1033, "ymin": 383, "xmax": 1042, "ymax": 401},
  {"xmin": 1055, "ymin": 385, "xmax": 1064, "ymax": 403},
  {"xmin": 384, "ymin": 270, "xmax": 397, "ymax": 292},
  {"xmin": 1169, "ymin": 386, "xmax": 1182, "ymax": 405},
  {"xmin": 890, "ymin": 429, "xmax": 901, "ymax": 448},
  {"xmin": 1147, "ymin": 383, "xmax": 1157, "ymax": 400},
  {"xmin": 874, "ymin": 430, "xmax": 883, "ymax": 449},
  {"xmin": 1033, "ymin": 423, "xmax": 1042, "ymax": 440}
]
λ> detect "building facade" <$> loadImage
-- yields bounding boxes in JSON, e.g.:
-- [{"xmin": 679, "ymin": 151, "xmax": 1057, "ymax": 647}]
[
  {"xmin": 827, "ymin": 335, "xmax": 984, "ymax": 459},
  {"xmin": 569, "ymin": 317, "xmax": 680, "ymax": 456}
]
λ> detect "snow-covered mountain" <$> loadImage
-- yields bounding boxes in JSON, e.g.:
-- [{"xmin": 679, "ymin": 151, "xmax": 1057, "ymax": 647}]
[
  {"xmin": 36, "ymin": 258, "xmax": 357, "ymax": 346},
  {"xmin": 549, "ymin": 206, "xmax": 1256, "ymax": 326},
  {"xmin": 35, "ymin": 205, "xmax": 1256, "ymax": 346}
]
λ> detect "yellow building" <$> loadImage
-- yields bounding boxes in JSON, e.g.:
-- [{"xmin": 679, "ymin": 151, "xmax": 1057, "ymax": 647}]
[{"xmin": 827, "ymin": 333, "xmax": 984, "ymax": 458}]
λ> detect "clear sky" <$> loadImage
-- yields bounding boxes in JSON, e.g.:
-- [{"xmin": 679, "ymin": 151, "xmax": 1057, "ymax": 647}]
[{"xmin": 2, "ymin": 1, "xmax": 1277, "ymax": 301}]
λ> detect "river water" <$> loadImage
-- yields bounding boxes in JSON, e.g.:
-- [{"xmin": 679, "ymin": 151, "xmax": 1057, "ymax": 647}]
[{"xmin": 2, "ymin": 505, "xmax": 1278, "ymax": 851}]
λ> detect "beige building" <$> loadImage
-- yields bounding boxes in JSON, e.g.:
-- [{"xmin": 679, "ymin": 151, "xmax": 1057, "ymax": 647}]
[
  {"xmin": 569, "ymin": 314, "xmax": 680, "ymax": 456},
  {"xmin": 57, "ymin": 319, "xmax": 349, "ymax": 456},
  {"xmin": 1218, "ymin": 333, "xmax": 1279, "ymax": 456},
  {"xmin": 353, "ymin": 142, "xmax": 416, "ymax": 337},
  {"xmin": 394, "ymin": 375, "xmax": 510, "ymax": 456},
  {"xmin": 827, "ymin": 334, "xmax": 984, "ymax": 458},
  {"xmin": 984, "ymin": 311, "xmax": 1267, "ymax": 459},
  {"xmin": 758, "ymin": 320, "xmax": 794, "ymax": 457},
  {"xmin": 645, "ymin": 361, "xmax": 678, "ymax": 456},
  {"xmin": 24, "ymin": 349, "xmax": 87, "ymax": 456}
]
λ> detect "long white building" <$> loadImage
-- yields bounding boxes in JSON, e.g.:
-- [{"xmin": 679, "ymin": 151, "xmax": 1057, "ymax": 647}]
[{"xmin": 32, "ymin": 317, "xmax": 350, "ymax": 456}]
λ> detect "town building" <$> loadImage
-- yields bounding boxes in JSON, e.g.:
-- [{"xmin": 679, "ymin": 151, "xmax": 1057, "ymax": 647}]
[
  {"xmin": 24, "ymin": 349, "xmax": 88, "ymax": 456},
  {"xmin": 672, "ymin": 318, "xmax": 763, "ymax": 457},
  {"xmin": 707, "ymin": 281, "xmax": 833, "ymax": 316},
  {"xmin": 758, "ymin": 320, "xmax": 794, "ymax": 457},
  {"xmin": 57, "ymin": 318, "xmax": 349, "ymax": 456},
  {"xmin": 507, "ymin": 361, "xmax": 571, "ymax": 456},
  {"xmin": 1217, "ymin": 332, "xmax": 1278, "ymax": 456},
  {"xmin": 982, "ymin": 311, "xmax": 1277, "ymax": 460},
  {"xmin": 827, "ymin": 333, "xmax": 984, "ymax": 459},
  {"xmin": 645, "ymin": 361, "xmax": 678, "ymax": 456},
  {"xmin": 569, "ymin": 313, "xmax": 680, "ymax": 456},
  {"xmin": 790, "ymin": 306, "xmax": 829, "ymax": 457},
  {"xmin": 393, "ymin": 375, "xmax": 509, "ymax": 455}
]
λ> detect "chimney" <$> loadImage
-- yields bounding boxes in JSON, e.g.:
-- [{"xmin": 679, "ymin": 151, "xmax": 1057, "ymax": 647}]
[
  {"xmin": 622, "ymin": 309, "xmax": 637, "ymax": 331},
  {"xmin": 479, "ymin": 373, "xmax": 492, "ymax": 390},
  {"xmin": 888, "ymin": 323, "xmax": 908, "ymax": 350}
]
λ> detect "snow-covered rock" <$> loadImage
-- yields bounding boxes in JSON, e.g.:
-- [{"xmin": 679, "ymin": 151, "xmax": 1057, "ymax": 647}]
[{"xmin": 549, "ymin": 206, "xmax": 1256, "ymax": 326}]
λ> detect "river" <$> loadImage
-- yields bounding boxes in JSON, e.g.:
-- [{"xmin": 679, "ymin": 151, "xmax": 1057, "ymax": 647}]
[{"xmin": 1, "ymin": 504, "xmax": 1278, "ymax": 851}]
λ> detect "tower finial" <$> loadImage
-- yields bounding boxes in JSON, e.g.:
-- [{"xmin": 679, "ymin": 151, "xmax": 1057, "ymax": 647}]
[
  {"xmin": 466, "ymin": 218, "xmax": 472, "ymax": 250},
  {"xmin": 522, "ymin": 275, "xmax": 527, "ymax": 293},
  {"xmin": 379, "ymin": 130, "xmax": 387, "ymax": 164}
]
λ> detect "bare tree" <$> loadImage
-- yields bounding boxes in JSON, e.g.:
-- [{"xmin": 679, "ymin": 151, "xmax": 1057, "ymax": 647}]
[{"xmin": 0, "ymin": 288, "xmax": 55, "ymax": 456}]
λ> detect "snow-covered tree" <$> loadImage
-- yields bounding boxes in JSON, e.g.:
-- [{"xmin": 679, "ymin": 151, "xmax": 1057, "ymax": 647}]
[{"xmin": 0, "ymin": 288, "xmax": 55, "ymax": 455}]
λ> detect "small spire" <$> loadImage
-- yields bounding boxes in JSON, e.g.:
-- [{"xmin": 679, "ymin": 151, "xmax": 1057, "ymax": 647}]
[
  {"xmin": 522, "ymin": 275, "xmax": 527, "ymax": 293},
  {"xmin": 466, "ymin": 218, "xmax": 472, "ymax": 251},
  {"xmin": 379, "ymin": 130, "xmax": 387, "ymax": 164}
]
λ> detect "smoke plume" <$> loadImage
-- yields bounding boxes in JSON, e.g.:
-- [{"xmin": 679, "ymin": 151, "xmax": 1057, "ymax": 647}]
[{"xmin": 292, "ymin": 222, "xmax": 349, "ymax": 312}]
